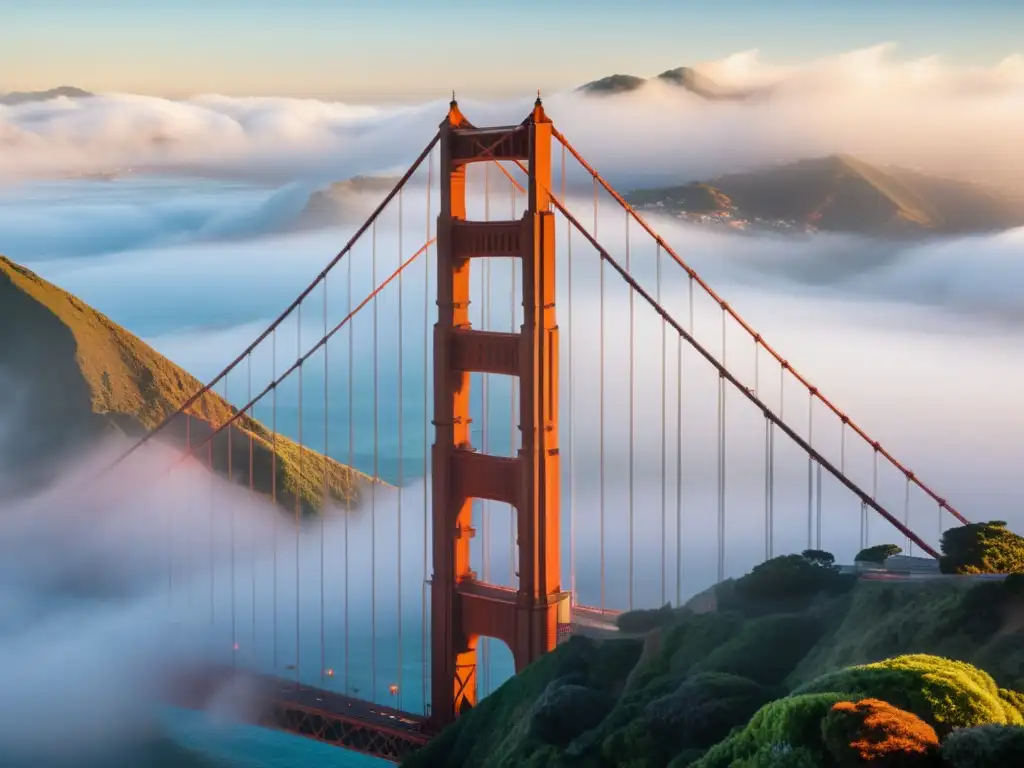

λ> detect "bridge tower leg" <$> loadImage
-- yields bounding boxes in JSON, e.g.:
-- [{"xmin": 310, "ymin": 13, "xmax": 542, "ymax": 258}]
[{"xmin": 430, "ymin": 97, "xmax": 562, "ymax": 728}]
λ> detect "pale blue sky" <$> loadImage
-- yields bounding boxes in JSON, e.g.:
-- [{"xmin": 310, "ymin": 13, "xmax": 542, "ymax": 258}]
[{"xmin": 1, "ymin": 0, "xmax": 1020, "ymax": 100}]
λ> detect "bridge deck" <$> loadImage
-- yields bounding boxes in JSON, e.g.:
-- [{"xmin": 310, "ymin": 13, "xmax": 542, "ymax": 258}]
[
  {"xmin": 175, "ymin": 667, "xmax": 434, "ymax": 763},
  {"xmin": 172, "ymin": 603, "xmax": 621, "ymax": 761}
]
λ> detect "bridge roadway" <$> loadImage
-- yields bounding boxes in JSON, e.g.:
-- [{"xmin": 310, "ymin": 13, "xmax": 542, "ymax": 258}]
[
  {"xmin": 170, "ymin": 664, "xmax": 434, "ymax": 762},
  {"xmin": 165, "ymin": 601, "xmax": 623, "ymax": 760}
]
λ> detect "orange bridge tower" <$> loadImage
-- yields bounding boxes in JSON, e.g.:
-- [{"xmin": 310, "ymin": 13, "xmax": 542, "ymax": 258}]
[{"xmin": 430, "ymin": 96, "xmax": 564, "ymax": 726}]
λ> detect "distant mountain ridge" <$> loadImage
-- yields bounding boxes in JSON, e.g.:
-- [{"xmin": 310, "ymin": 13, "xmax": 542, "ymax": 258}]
[
  {"xmin": 625, "ymin": 155, "xmax": 1024, "ymax": 237},
  {"xmin": 578, "ymin": 67, "xmax": 765, "ymax": 101},
  {"xmin": 0, "ymin": 86, "xmax": 93, "ymax": 106}
]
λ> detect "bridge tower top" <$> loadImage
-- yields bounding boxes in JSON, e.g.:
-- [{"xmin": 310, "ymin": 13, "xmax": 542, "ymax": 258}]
[{"xmin": 430, "ymin": 101, "xmax": 563, "ymax": 727}]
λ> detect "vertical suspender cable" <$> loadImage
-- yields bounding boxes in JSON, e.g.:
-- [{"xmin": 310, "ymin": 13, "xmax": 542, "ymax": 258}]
[
  {"xmin": 249, "ymin": 355, "xmax": 255, "ymax": 654},
  {"xmin": 186, "ymin": 414, "xmax": 192, "ymax": 610},
  {"xmin": 807, "ymin": 393, "xmax": 814, "ymax": 550},
  {"xmin": 816, "ymin": 463, "xmax": 823, "ymax": 551},
  {"xmin": 208, "ymin": 439, "xmax": 215, "ymax": 626},
  {"xmin": 596, "ymin": 177, "xmax": 605, "ymax": 610},
  {"xmin": 760, "ymin": 340, "xmax": 769, "ymax": 562},
  {"xmin": 627, "ymin": 211, "xmax": 634, "ymax": 611},
  {"xmin": 904, "ymin": 476, "xmax": 912, "ymax": 557},
  {"xmin": 371, "ymin": 220, "xmax": 379, "ymax": 702},
  {"xmin": 322, "ymin": 277, "xmax": 328, "ymax": 687},
  {"xmin": 658, "ymin": 243, "xmax": 666, "ymax": 606},
  {"xmin": 422, "ymin": 151, "xmax": 432, "ymax": 714},
  {"xmin": 842, "ymin": 422, "xmax": 852, "ymax": 552},
  {"xmin": 871, "ymin": 449, "xmax": 877, "ymax": 550},
  {"xmin": 272, "ymin": 329, "xmax": 278, "ymax": 672},
  {"xmin": 345, "ymin": 239, "xmax": 353, "ymax": 693},
  {"xmin": 764, "ymin": 415, "xmax": 771, "ymax": 563},
  {"xmin": 717, "ymin": 309, "xmax": 726, "ymax": 584},
  {"xmin": 296, "ymin": 303, "xmax": 303, "ymax": 690},
  {"xmin": 565, "ymin": 142, "xmax": 575, "ymax": 607},
  {"xmin": 397, "ymin": 187, "xmax": 404, "ymax": 710},
  {"xmin": 227, "ymin": 377, "xmax": 235, "ymax": 669},
  {"xmin": 770, "ymin": 426, "xmax": 775, "ymax": 559},
  {"xmin": 677, "ymin": 274, "xmax": 694, "ymax": 604},
  {"xmin": 481, "ymin": 167, "xmax": 490, "ymax": 695},
  {"xmin": 674, "ymin": 308, "xmax": 682, "ymax": 606},
  {"xmin": 779, "ymin": 365, "xmax": 785, "ymax": 421},
  {"xmin": 167, "ymin": 415, "xmax": 174, "ymax": 609},
  {"xmin": 509, "ymin": 177, "xmax": 518, "ymax": 587},
  {"xmin": 775, "ymin": 365, "xmax": 784, "ymax": 558}
]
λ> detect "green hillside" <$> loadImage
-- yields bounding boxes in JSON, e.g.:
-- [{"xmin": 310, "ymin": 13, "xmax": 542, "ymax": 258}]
[
  {"xmin": 627, "ymin": 155, "xmax": 1024, "ymax": 236},
  {"xmin": 0, "ymin": 255, "xmax": 369, "ymax": 512},
  {"xmin": 404, "ymin": 561, "xmax": 1024, "ymax": 767}
]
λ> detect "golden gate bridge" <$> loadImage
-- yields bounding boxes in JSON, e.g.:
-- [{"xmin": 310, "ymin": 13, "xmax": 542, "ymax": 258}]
[{"xmin": 85, "ymin": 97, "xmax": 969, "ymax": 762}]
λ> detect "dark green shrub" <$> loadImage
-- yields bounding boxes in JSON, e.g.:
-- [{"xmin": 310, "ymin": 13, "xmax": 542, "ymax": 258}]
[
  {"xmin": 621, "ymin": 611, "xmax": 745, "ymax": 695},
  {"xmin": 617, "ymin": 603, "xmax": 683, "ymax": 633},
  {"xmin": 687, "ymin": 692, "xmax": 850, "ymax": 767},
  {"xmin": 728, "ymin": 744, "xmax": 822, "ymax": 767},
  {"xmin": 940, "ymin": 724, "xmax": 1024, "ymax": 768},
  {"xmin": 695, "ymin": 613, "xmax": 825, "ymax": 686},
  {"xmin": 601, "ymin": 673, "xmax": 770, "ymax": 767},
  {"xmin": 665, "ymin": 611, "xmax": 745, "ymax": 678},
  {"xmin": 821, "ymin": 698, "xmax": 938, "ymax": 766},
  {"xmin": 528, "ymin": 681, "xmax": 616, "ymax": 747},
  {"xmin": 733, "ymin": 553, "xmax": 853, "ymax": 614},
  {"xmin": 802, "ymin": 549, "xmax": 836, "ymax": 567},
  {"xmin": 855, "ymin": 544, "xmax": 903, "ymax": 563},
  {"xmin": 667, "ymin": 747, "xmax": 708, "ymax": 767},
  {"xmin": 1005, "ymin": 572, "xmax": 1024, "ymax": 596}
]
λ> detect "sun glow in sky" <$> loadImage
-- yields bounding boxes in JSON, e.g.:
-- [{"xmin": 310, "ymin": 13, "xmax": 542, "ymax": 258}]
[{"xmin": 1, "ymin": 0, "xmax": 1021, "ymax": 100}]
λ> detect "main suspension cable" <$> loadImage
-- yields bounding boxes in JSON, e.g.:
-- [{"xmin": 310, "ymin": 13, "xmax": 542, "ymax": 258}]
[
  {"xmin": 546, "ymin": 194, "xmax": 940, "ymax": 558},
  {"xmin": 550, "ymin": 128, "xmax": 967, "ymax": 528}
]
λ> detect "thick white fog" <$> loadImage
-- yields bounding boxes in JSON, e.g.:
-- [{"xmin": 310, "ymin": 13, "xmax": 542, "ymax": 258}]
[
  {"xmin": 1, "ymin": 45, "xmax": 1023, "ymax": 187},
  {"xmin": 1, "ymin": 42, "xmax": 1023, "ymax": 764}
]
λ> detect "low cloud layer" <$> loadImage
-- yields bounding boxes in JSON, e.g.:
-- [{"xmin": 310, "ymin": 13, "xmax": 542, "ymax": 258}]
[{"xmin": 1, "ymin": 45, "xmax": 1022, "ymax": 188}]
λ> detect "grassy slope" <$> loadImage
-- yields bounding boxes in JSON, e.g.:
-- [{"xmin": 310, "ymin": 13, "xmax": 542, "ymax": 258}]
[
  {"xmin": 404, "ymin": 578, "xmax": 1024, "ymax": 767},
  {"xmin": 0, "ymin": 255, "xmax": 369, "ymax": 512},
  {"xmin": 626, "ymin": 154, "xmax": 1024, "ymax": 235}
]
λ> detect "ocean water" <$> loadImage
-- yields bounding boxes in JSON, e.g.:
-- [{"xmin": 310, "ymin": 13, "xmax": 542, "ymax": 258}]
[{"xmin": 3, "ymin": 173, "xmax": 1024, "ymax": 765}]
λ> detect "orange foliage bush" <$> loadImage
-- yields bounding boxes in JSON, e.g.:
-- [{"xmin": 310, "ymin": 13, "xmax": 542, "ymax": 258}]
[{"xmin": 821, "ymin": 698, "xmax": 939, "ymax": 766}]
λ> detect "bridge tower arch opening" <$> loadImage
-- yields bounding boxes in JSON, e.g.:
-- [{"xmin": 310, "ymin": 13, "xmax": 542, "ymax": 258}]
[{"xmin": 430, "ymin": 96, "xmax": 564, "ymax": 726}]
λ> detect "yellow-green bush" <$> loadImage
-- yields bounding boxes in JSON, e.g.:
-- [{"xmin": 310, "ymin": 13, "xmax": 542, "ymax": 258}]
[{"xmin": 795, "ymin": 654, "xmax": 1023, "ymax": 736}]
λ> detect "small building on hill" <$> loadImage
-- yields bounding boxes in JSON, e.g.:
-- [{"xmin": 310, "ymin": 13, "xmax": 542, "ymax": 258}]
[{"xmin": 883, "ymin": 555, "xmax": 941, "ymax": 573}]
